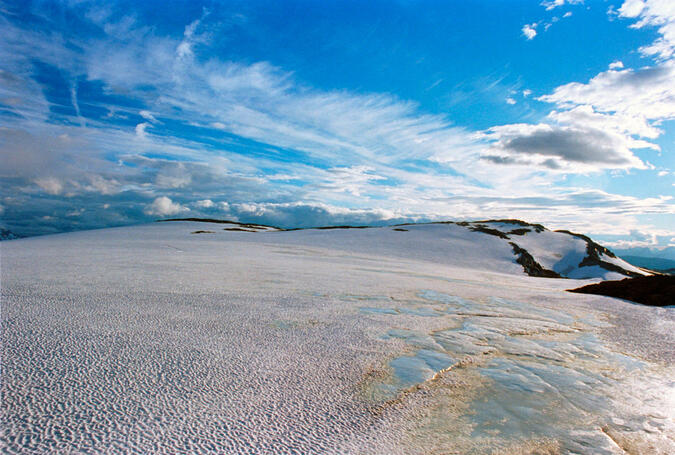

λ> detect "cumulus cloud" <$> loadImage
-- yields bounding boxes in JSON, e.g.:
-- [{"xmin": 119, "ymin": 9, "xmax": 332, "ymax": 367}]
[
  {"xmin": 546, "ymin": 105, "xmax": 661, "ymax": 140},
  {"xmin": 482, "ymin": 123, "xmax": 646, "ymax": 170},
  {"xmin": 619, "ymin": 0, "xmax": 675, "ymax": 60},
  {"xmin": 501, "ymin": 128, "xmax": 634, "ymax": 165},
  {"xmin": 609, "ymin": 60, "xmax": 624, "ymax": 69},
  {"xmin": 144, "ymin": 196, "xmax": 189, "ymax": 216},
  {"xmin": 522, "ymin": 23, "xmax": 538, "ymax": 40},
  {"xmin": 539, "ymin": 64, "xmax": 675, "ymax": 123},
  {"xmin": 195, "ymin": 199, "xmax": 215, "ymax": 208}
]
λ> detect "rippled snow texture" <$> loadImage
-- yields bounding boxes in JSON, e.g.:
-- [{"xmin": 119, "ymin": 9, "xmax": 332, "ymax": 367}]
[{"xmin": 2, "ymin": 222, "xmax": 673, "ymax": 454}]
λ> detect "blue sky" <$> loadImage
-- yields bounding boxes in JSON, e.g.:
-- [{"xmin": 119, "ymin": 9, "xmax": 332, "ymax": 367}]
[{"xmin": 1, "ymin": 0, "xmax": 674, "ymax": 255}]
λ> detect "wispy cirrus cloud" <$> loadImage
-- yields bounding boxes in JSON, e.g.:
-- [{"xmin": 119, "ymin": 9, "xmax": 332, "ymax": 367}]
[
  {"xmin": 0, "ymin": 0, "xmax": 673, "ymax": 253},
  {"xmin": 541, "ymin": 0, "xmax": 583, "ymax": 11}
]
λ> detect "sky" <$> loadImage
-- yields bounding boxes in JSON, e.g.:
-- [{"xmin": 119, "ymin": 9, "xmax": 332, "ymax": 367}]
[{"xmin": 0, "ymin": 0, "xmax": 674, "ymax": 256}]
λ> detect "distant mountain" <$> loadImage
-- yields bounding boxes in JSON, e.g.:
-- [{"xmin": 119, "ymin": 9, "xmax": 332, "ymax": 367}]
[
  {"xmin": 614, "ymin": 246, "xmax": 675, "ymax": 262},
  {"xmin": 621, "ymin": 256, "xmax": 675, "ymax": 275}
]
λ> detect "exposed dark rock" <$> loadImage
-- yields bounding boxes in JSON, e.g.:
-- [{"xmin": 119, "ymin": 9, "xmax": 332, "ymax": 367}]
[
  {"xmin": 224, "ymin": 227, "xmax": 254, "ymax": 232},
  {"xmin": 191, "ymin": 230, "xmax": 215, "ymax": 234},
  {"xmin": 314, "ymin": 225, "xmax": 371, "ymax": 230},
  {"xmin": 160, "ymin": 218, "xmax": 282, "ymax": 230},
  {"xmin": 469, "ymin": 224, "xmax": 510, "ymax": 239},
  {"xmin": 507, "ymin": 228, "xmax": 530, "ymax": 236},
  {"xmin": 568, "ymin": 275, "xmax": 675, "ymax": 307},
  {"xmin": 509, "ymin": 242, "xmax": 562, "ymax": 278},
  {"xmin": 392, "ymin": 228, "xmax": 408, "ymax": 232},
  {"xmin": 474, "ymin": 219, "xmax": 546, "ymax": 233}
]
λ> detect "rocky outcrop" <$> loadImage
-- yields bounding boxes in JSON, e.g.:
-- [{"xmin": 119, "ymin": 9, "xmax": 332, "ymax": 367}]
[
  {"xmin": 509, "ymin": 242, "xmax": 562, "ymax": 278},
  {"xmin": 568, "ymin": 275, "xmax": 675, "ymax": 307}
]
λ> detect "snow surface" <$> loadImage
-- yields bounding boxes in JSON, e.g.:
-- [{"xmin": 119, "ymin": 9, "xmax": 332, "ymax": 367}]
[{"xmin": 1, "ymin": 221, "xmax": 672, "ymax": 454}]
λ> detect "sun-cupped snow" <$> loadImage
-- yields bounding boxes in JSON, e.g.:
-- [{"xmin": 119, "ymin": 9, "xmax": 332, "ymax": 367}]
[{"xmin": 2, "ymin": 221, "xmax": 673, "ymax": 454}]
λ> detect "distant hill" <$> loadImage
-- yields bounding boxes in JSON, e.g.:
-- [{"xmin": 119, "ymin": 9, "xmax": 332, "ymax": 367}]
[
  {"xmin": 164, "ymin": 218, "xmax": 649, "ymax": 281},
  {"xmin": 621, "ymin": 256, "xmax": 675, "ymax": 275},
  {"xmin": 0, "ymin": 228, "xmax": 19, "ymax": 241},
  {"xmin": 614, "ymin": 246, "xmax": 675, "ymax": 262}
]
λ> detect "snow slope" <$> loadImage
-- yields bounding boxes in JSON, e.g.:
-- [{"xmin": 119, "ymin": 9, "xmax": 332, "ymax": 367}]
[
  {"xmin": 1, "ymin": 221, "xmax": 672, "ymax": 454},
  {"xmin": 230, "ymin": 219, "xmax": 647, "ymax": 281}
]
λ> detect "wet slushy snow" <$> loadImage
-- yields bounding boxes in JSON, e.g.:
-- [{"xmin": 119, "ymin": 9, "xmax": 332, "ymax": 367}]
[{"xmin": 1, "ymin": 221, "xmax": 673, "ymax": 453}]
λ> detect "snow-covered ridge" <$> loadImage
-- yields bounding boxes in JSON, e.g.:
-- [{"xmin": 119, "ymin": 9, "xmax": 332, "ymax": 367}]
[
  {"xmin": 0, "ymin": 227, "xmax": 19, "ymax": 241},
  {"xmin": 451, "ymin": 219, "xmax": 650, "ymax": 280},
  {"xmin": 163, "ymin": 218, "xmax": 649, "ymax": 281}
]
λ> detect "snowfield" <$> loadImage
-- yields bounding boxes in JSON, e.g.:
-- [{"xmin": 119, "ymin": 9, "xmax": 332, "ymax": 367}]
[{"xmin": 1, "ymin": 220, "xmax": 673, "ymax": 454}]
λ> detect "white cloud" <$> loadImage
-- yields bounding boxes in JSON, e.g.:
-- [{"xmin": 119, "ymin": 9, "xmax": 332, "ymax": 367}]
[
  {"xmin": 541, "ymin": 0, "xmax": 582, "ymax": 11},
  {"xmin": 563, "ymin": 12, "xmax": 573, "ymax": 18},
  {"xmin": 135, "ymin": 122, "xmax": 150, "ymax": 138},
  {"xmin": 315, "ymin": 166, "xmax": 386, "ymax": 197},
  {"xmin": 139, "ymin": 110, "xmax": 158, "ymax": 123},
  {"xmin": 547, "ymin": 105, "xmax": 661, "ymax": 140},
  {"xmin": 144, "ymin": 196, "xmax": 189, "ymax": 216},
  {"xmin": 66, "ymin": 208, "xmax": 84, "ymax": 217},
  {"xmin": 619, "ymin": 0, "xmax": 675, "ymax": 60},
  {"xmin": 619, "ymin": 0, "xmax": 646, "ymax": 18},
  {"xmin": 34, "ymin": 177, "xmax": 64, "ymax": 195},
  {"xmin": 481, "ymin": 123, "xmax": 646, "ymax": 170},
  {"xmin": 195, "ymin": 199, "xmax": 215, "ymax": 208},
  {"xmin": 83, "ymin": 175, "xmax": 120, "ymax": 195},
  {"xmin": 1, "ymin": 4, "xmax": 672, "ymax": 245},
  {"xmin": 155, "ymin": 172, "xmax": 191, "ymax": 189},
  {"xmin": 538, "ymin": 64, "xmax": 675, "ymax": 140},
  {"xmin": 506, "ymin": 97, "xmax": 517, "ymax": 105},
  {"xmin": 609, "ymin": 60, "xmax": 624, "ymax": 69},
  {"xmin": 522, "ymin": 23, "xmax": 538, "ymax": 40},
  {"xmin": 522, "ymin": 89, "xmax": 532, "ymax": 97}
]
